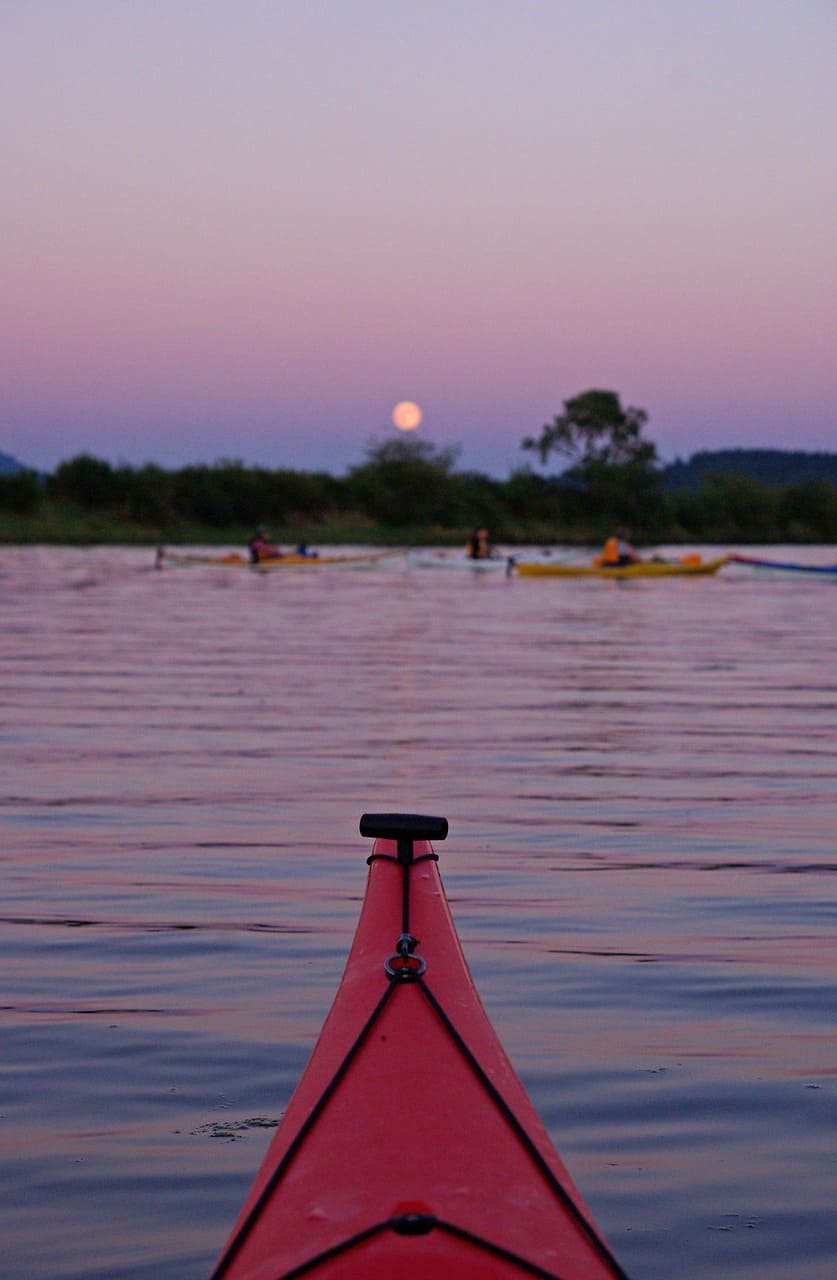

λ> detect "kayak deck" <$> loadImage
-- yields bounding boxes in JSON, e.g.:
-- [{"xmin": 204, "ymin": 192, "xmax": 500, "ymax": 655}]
[
  {"xmin": 514, "ymin": 555, "xmax": 729, "ymax": 578},
  {"xmin": 211, "ymin": 814, "xmax": 629, "ymax": 1280}
]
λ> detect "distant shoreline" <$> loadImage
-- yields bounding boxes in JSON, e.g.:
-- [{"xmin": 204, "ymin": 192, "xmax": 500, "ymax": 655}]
[{"xmin": 0, "ymin": 517, "xmax": 831, "ymax": 550}]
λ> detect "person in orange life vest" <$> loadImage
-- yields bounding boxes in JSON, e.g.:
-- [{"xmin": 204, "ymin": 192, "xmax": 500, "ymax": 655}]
[
  {"xmin": 248, "ymin": 525, "xmax": 283, "ymax": 563},
  {"xmin": 600, "ymin": 529, "xmax": 640, "ymax": 567}
]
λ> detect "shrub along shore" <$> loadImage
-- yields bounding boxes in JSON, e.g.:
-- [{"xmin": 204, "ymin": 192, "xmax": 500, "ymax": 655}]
[{"xmin": 1, "ymin": 446, "xmax": 835, "ymax": 547}]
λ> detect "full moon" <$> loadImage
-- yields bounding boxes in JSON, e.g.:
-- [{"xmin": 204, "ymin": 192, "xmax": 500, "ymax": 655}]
[{"xmin": 392, "ymin": 400, "xmax": 423, "ymax": 431}]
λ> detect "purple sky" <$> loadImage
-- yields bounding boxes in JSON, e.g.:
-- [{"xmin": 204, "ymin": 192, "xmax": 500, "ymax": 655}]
[{"xmin": 2, "ymin": 1, "xmax": 835, "ymax": 477}]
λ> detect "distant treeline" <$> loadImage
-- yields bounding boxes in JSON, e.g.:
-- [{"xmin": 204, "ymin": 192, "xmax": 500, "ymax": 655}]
[
  {"xmin": 663, "ymin": 449, "xmax": 837, "ymax": 491},
  {"xmin": 0, "ymin": 444, "xmax": 835, "ymax": 544}
]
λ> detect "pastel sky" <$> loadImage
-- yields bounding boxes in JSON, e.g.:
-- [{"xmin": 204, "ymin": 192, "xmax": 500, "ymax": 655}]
[{"xmin": 2, "ymin": 1, "xmax": 835, "ymax": 477}]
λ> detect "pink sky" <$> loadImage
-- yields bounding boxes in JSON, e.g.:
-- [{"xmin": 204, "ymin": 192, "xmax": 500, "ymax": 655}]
[{"xmin": 2, "ymin": 1, "xmax": 835, "ymax": 476}]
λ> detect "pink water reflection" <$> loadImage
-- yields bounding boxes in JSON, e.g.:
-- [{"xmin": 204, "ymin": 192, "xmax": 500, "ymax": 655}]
[{"xmin": 0, "ymin": 546, "xmax": 834, "ymax": 1280}]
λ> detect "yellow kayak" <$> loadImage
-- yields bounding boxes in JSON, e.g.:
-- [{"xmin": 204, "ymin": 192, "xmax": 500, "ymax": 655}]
[
  {"xmin": 155, "ymin": 548, "xmax": 400, "ymax": 570},
  {"xmin": 514, "ymin": 555, "xmax": 729, "ymax": 578}
]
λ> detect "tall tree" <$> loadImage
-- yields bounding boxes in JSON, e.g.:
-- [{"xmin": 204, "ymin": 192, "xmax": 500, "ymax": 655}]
[
  {"xmin": 522, "ymin": 390, "xmax": 662, "ymax": 531},
  {"xmin": 522, "ymin": 389, "xmax": 657, "ymax": 470}
]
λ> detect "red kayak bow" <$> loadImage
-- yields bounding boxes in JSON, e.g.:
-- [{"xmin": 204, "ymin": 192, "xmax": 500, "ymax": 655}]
[{"xmin": 210, "ymin": 813, "xmax": 630, "ymax": 1280}]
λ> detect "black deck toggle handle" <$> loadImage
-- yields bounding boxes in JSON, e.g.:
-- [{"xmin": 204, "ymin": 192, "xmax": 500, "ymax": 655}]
[
  {"xmin": 360, "ymin": 813, "xmax": 448, "ymax": 842},
  {"xmin": 360, "ymin": 813, "xmax": 448, "ymax": 865}
]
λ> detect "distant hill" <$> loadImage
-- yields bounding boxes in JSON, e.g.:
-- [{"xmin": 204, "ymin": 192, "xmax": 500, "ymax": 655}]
[
  {"xmin": 662, "ymin": 449, "xmax": 837, "ymax": 491},
  {"xmin": 0, "ymin": 451, "xmax": 26, "ymax": 476}
]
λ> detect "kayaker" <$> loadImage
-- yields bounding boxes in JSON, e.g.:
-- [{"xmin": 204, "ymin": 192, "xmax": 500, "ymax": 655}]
[
  {"xmin": 600, "ymin": 528, "xmax": 640, "ymax": 567},
  {"xmin": 467, "ymin": 526, "xmax": 493, "ymax": 559},
  {"xmin": 248, "ymin": 525, "xmax": 283, "ymax": 563}
]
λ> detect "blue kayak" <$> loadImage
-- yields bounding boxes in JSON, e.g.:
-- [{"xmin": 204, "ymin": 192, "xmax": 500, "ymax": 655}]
[{"xmin": 730, "ymin": 554, "xmax": 837, "ymax": 575}]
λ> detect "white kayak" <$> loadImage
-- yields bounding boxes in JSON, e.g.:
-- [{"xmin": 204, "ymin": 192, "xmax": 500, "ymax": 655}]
[{"xmin": 407, "ymin": 550, "xmax": 513, "ymax": 573}]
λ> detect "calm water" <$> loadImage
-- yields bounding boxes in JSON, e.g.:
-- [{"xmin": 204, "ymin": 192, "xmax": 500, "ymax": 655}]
[{"xmin": 1, "ymin": 545, "xmax": 835, "ymax": 1279}]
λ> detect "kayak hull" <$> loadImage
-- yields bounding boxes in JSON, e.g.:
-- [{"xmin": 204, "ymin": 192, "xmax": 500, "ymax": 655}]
[
  {"xmin": 156, "ymin": 549, "xmax": 399, "ymax": 570},
  {"xmin": 729, "ymin": 554, "xmax": 837, "ymax": 575},
  {"xmin": 211, "ymin": 817, "xmax": 628, "ymax": 1280},
  {"xmin": 407, "ymin": 550, "xmax": 511, "ymax": 571},
  {"xmin": 514, "ymin": 556, "xmax": 728, "ymax": 578}
]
